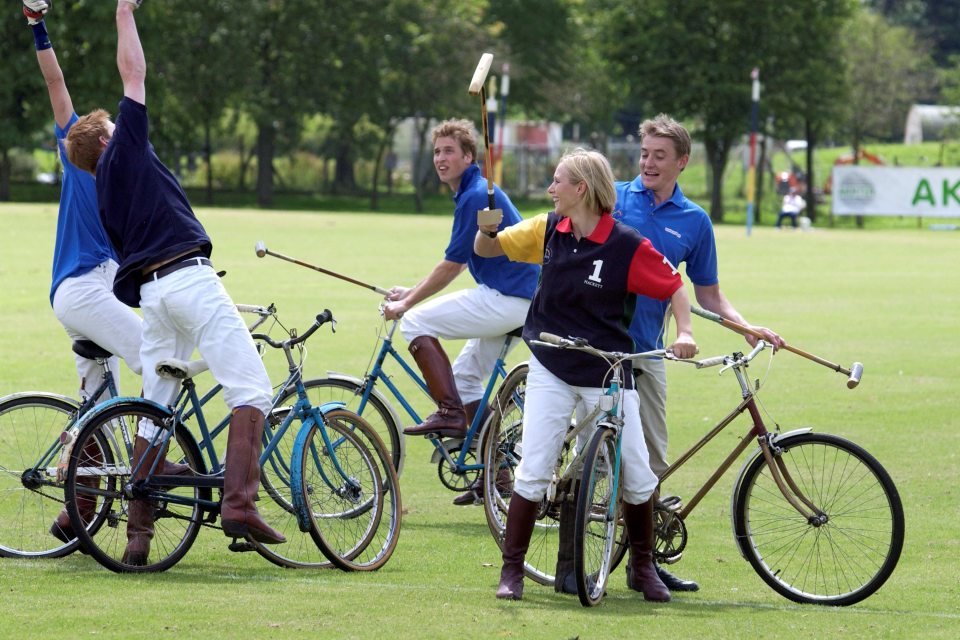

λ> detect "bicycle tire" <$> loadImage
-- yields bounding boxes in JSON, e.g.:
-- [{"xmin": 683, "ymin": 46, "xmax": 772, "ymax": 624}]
[
  {"xmin": 574, "ymin": 427, "xmax": 619, "ymax": 607},
  {"xmin": 65, "ymin": 402, "xmax": 205, "ymax": 573},
  {"xmin": 277, "ymin": 378, "xmax": 404, "ymax": 475},
  {"xmin": 249, "ymin": 407, "xmax": 334, "ymax": 569},
  {"xmin": 0, "ymin": 393, "xmax": 81, "ymax": 559},
  {"xmin": 733, "ymin": 432, "xmax": 904, "ymax": 606},
  {"xmin": 299, "ymin": 409, "xmax": 401, "ymax": 571}
]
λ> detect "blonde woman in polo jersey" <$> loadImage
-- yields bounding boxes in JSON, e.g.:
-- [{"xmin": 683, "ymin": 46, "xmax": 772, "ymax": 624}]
[{"xmin": 475, "ymin": 148, "xmax": 696, "ymax": 603}]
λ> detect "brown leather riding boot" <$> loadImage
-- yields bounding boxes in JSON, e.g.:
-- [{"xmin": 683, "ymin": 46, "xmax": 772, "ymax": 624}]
[
  {"xmin": 624, "ymin": 499, "xmax": 671, "ymax": 602},
  {"xmin": 496, "ymin": 494, "xmax": 540, "ymax": 600},
  {"xmin": 122, "ymin": 436, "xmax": 159, "ymax": 565},
  {"xmin": 50, "ymin": 438, "xmax": 102, "ymax": 546},
  {"xmin": 221, "ymin": 406, "xmax": 286, "ymax": 544},
  {"xmin": 403, "ymin": 336, "xmax": 467, "ymax": 438}
]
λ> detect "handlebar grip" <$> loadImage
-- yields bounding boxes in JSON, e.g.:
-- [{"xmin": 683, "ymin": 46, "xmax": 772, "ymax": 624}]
[
  {"xmin": 538, "ymin": 332, "xmax": 565, "ymax": 345},
  {"xmin": 846, "ymin": 362, "xmax": 864, "ymax": 389},
  {"xmin": 695, "ymin": 355, "xmax": 727, "ymax": 369},
  {"xmin": 236, "ymin": 304, "xmax": 269, "ymax": 315}
]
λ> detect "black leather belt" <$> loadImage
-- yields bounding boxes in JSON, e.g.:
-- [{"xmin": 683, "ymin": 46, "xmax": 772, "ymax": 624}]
[{"xmin": 144, "ymin": 256, "xmax": 212, "ymax": 281}]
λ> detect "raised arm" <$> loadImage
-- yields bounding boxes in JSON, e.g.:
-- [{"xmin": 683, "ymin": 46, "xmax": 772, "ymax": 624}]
[
  {"xmin": 23, "ymin": 2, "xmax": 73, "ymax": 129},
  {"xmin": 116, "ymin": 1, "xmax": 146, "ymax": 104}
]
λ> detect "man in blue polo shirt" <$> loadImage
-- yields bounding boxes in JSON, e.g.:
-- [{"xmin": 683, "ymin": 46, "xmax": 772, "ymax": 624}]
[
  {"xmin": 66, "ymin": 0, "xmax": 283, "ymax": 564},
  {"xmin": 614, "ymin": 113, "xmax": 784, "ymax": 592},
  {"xmin": 383, "ymin": 119, "xmax": 539, "ymax": 504}
]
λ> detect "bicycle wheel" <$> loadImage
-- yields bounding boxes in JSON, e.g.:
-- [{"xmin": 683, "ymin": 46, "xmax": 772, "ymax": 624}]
[
  {"xmin": 483, "ymin": 364, "xmax": 565, "ymax": 586},
  {"xmin": 65, "ymin": 402, "xmax": 205, "ymax": 573},
  {"xmin": 574, "ymin": 427, "xmax": 620, "ymax": 607},
  {"xmin": 733, "ymin": 432, "xmax": 904, "ymax": 606},
  {"xmin": 0, "ymin": 394, "xmax": 80, "ymax": 558},
  {"xmin": 278, "ymin": 378, "xmax": 404, "ymax": 475},
  {"xmin": 248, "ymin": 407, "xmax": 334, "ymax": 569},
  {"xmin": 300, "ymin": 409, "xmax": 401, "ymax": 571}
]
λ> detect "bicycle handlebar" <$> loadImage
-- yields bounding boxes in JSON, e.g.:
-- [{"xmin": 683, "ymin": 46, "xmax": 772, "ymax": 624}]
[
  {"xmin": 252, "ymin": 309, "xmax": 336, "ymax": 350},
  {"xmin": 534, "ymin": 332, "xmax": 666, "ymax": 364}
]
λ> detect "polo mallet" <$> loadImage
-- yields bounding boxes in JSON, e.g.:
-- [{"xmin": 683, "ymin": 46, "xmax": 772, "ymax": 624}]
[
  {"xmin": 254, "ymin": 241, "xmax": 390, "ymax": 296},
  {"xmin": 692, "ymin": 306, "xmax": 864, "ymax": 389},
  {"xmin": 468, "ymin": 52, "xmax": 502, "ymax": 224}
]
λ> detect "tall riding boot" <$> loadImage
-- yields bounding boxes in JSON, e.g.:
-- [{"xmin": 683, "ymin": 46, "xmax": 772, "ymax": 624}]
[
  {"xmin": 624, "ymin": 499, "xmax": 671, "ymax": 602},
  {"xmin": 403, "ymin": 336, "xmax": 466, "ymax": 438},
  {"xmin": 50, "ymin": 438, "xmax": 102, "ymax": 546},
  {"xmin": 122, "ymin": 436, "xmax": 160, "ymax": 565},
  {"xmin": 496, "ymin": 494, "xmax": 540, "ymax": 600},
  {"xmin": 452, "ymin": 399, "xmax": 496, "ymax": 506},
  {"xmin": 221, "ymin": 406, "xmax": 286, "ymax": 544},
  {"xmin": 554, "ymin": 495, "xmax": 578, "ymax": 594}
]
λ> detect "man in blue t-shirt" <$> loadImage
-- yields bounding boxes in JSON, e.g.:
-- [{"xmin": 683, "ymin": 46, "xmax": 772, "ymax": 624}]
[
  {"xmin": 21, "ymin": 0, "xmax": 161, "ymax": 546},
  {"xmin": 614, "ymin": 114, "xmax": 784, "ymax": 592},
  {"xmin": 65, "ymin": 1, "xmax": 283, "ymax": 564},
  {"xmin": 383, "ymin": 119, "xmax": 539, "ymax": 501}
]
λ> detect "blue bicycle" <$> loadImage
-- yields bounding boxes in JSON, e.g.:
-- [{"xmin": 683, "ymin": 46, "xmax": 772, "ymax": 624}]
[{"xmin": 61, "ymin": 309, "xmax": 400, "ymax": 572}]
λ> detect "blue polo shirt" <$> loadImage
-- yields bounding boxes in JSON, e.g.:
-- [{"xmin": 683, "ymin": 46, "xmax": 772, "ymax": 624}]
[
  {"xmin": 614, "ymin": 177, "xmax": 717, "ymax": 351},
  {"xmin": 499, "ymin": 212, "xmax": 682, "ymax": 388},
  {"xmin": 446, "ymin": 164, "xmax": 538, "ymax": 300},
  {"xmin": 96, "ymin": 98, "xmax": 211, "ymax": 307},
  {"xmin": 49, "ymin": 114, "xmax": 117, "ymax": 305}
]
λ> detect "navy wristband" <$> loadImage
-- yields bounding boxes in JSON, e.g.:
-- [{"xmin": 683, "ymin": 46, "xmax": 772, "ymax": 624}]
[{"xmin": 32, "ymin": 21, "xmax": 52, "ymax": 51}]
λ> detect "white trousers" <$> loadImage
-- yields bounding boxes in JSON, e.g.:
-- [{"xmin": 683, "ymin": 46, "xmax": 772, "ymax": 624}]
[
  {"xmin": 633, "ymin": 358, "xmax": 670, "ymax": 478},
  {"xmin": 513, "ymin": 356, "xmax": 658, "ymax": 505},
  {"xmin": 138, "ymin": 264, "xmax": 272, "ymax": 439},
  {"xmin": 400, "ymin": 285, "xmax": 529, "ymax": 403},
  {"xmin": 52, "ymin": 259, "xmax": 143, "ymax": 401}
]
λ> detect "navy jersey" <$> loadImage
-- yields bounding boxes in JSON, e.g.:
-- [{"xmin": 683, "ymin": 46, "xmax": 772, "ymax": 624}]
[
  {"xmin": 96, "ymin": 98, "xmax": 211, "ymax": 307},
  {"xmin": 498, "ymin": 212, "xmax": 682, "ymax": 388}
]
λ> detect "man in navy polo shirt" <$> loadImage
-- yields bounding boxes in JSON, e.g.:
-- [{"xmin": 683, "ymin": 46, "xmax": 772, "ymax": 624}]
[
  {"xmin": 66, "ymin": 0, "xmax": 283, "ymax": 564},
  {"xmin": 614, "ymin": 113, "xmax": 784, "ymax": 591},
  {"xmin": 383, "ymin": 119, "xmax": 539, "ymax": 505}
]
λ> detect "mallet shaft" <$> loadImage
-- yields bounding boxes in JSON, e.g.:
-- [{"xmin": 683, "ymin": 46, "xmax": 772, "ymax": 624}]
[{"xmin": 257, "ymin": 244, "xmax": 389, "ymax": 295}]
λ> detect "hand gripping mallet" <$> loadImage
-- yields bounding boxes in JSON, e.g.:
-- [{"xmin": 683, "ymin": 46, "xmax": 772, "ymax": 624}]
[
  {"xmin": 468, "ymin": 53, "xmax": 503, "ymax": 228},
  {"xmin": 254, "ymin": 241, "xmax": 390, "ymax": 296},
  {"xmin": 692, "ymin": 306, "xmax": 864, "ymax": 389}
]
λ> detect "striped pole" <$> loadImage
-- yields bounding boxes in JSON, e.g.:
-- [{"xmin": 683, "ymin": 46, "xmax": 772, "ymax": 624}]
[{"xmin": 746, "ymin": 67, "xmax": 760, "ymax": 236}]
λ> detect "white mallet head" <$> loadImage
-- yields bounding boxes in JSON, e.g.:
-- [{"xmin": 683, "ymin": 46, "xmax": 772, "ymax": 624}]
[
  {"xmin": 255, "ymin": 241, "xmax": 267, "ymax": 258},
  {"xmin": 469, "ymin": 53, "xmax": 494, "ymax": 96}
]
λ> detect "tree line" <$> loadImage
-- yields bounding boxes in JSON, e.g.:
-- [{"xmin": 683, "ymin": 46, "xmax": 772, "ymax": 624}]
[{"xmin": 2, "ymin": 0, "xmax": 956, "ymax": 219}]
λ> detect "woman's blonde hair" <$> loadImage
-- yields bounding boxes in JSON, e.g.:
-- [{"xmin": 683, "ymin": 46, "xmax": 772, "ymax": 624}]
[{"xmin": 558, "ymin": 148, "xmax": 617, "ymax": 215}]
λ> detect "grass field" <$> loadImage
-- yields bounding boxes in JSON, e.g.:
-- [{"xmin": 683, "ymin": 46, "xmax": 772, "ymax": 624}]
[{"xmin": 1, "ymin": 203, "xmax": 958, "ymax": 638}]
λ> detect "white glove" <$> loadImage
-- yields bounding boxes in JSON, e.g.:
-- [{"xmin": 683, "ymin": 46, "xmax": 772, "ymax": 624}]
[{"xmin": 23, "ymin": 0, "xmax": 49, "ymax": 26}]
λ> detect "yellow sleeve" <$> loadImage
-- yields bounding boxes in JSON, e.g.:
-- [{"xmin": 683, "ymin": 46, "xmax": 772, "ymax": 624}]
[{"xmin": 497, "ymin": 213, "xmax": 548, "ymax": 264}]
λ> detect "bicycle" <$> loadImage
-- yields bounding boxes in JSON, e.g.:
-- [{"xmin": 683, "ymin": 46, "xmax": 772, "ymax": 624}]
[
  {"xmin": 285, "ymin": 309, "xmax": 524, "ymax": 495},
  {"xmin": 483, "ymin": 332, "xmax": 667, "ymax": 607},
  {"xmin": 486, "ymin": 334, "xmax": 905, "ymax": 606},
  {"xmin": 61, "ymin": 309, "xmax": 400, "ymax": 573},
  {"xmin": 651, "ymin": 339, "xmax": 902, "ymax": 606},
  {"xmin": 0, "ymin": 304, "xmax": 275, "ymax": 560}
]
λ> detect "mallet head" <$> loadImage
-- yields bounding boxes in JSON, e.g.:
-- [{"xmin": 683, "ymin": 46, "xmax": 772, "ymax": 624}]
[
  {"xmin": 255, "ymin": 241, "xmax": 267, "ymax": 258},
  {"xmin": 846, "ymin": 362, "xmax": 864, "ymax": 389},
  {"xmin": 468, "ymin": 53, "xmax": 494, "ymax": 96}
]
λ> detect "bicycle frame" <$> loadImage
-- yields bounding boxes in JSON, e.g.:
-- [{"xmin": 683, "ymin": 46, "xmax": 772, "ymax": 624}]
[
  {"xmin": 658, "ymin": 344, "xmax": 823, "ymax": 526},
  {"xmin": 349, "ymin": 318, "xmax": 517, "ymax": 477}
]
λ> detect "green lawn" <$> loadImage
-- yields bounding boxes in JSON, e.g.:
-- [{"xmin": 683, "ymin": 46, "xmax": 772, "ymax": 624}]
[{"xmin": 1, "ymin": 203, "xmax": 958, "ymax": 638}]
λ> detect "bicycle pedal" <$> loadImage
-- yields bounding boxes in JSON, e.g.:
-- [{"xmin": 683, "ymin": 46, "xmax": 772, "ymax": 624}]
[
  {"xmin": 657, "ymin": 495, "xmax": 683, "ymax": 512},
  {"xmin": 228, "ymin": 539, "xmax": 256, "ymax": 553}
]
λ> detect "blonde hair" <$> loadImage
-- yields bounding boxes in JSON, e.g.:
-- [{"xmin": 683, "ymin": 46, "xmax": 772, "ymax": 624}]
[
  {"xmin": 639, "ymin": 113, "xmax": 691, "ymax": 159},
  {"xmin": 558, "ymin": 148, "xmax": 617, "ymax": 215},
  {"xmin": 65, "ymin": 109, "xmax": 112, "ymax": 174},
  {"xmin": 430, "ymin": 118, "xmax": 478, "ymax": 162}
]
